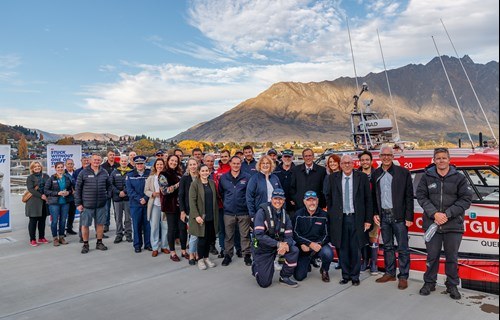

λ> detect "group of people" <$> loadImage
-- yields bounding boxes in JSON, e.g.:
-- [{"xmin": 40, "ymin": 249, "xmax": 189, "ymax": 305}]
[{"xmin": 24, "ymin": 145, "xmax": 471, "ymax": 299}]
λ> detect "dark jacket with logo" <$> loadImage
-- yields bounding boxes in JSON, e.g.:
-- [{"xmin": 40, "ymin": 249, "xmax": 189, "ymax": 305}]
[
  {"xmin": 371, "ymin": 163, "xmax": 414, "ymax": 222},
  {"xmin": 179, "ymin": 174, "xmax": 194, "ymax": 214},
  {"xmin": 416, "ymin": 164, "xmax": 472, "ymax": 233},
  {"xmin": 246, "ymin": 172, "xmax": 282, "ymax": 218},
  {"xmin": 75, "ymin": 167, "xmax": 110, "ymax": 209},
  {"xmin": 44, "ymin": 173, "xmax": 74, "ymax": 205},
  {"xmin": 293, "ymin": 207, "xmax": 330, "ymax": 248},
  {"xmin": 109, "ymin": 167, "xmax": 132, "ymax": 202},
  {"xmin": 125, "ymin": 168, "xmax": 151, "ymax": 208},
  {"xmin": 219, "ymin": 171, "xmax": 251, "ymax": 215}
]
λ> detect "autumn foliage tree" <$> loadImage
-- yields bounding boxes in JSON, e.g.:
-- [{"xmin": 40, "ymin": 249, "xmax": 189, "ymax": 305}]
[
  {"xmin": 177, "ymin": 140, "xmax": 204, "ymax": 153},
  {"xmin": 134, "ymin": 138, "xmax": 157, "ymax": 156},
  {"xmin": 56, "ymin": 137, "xmax": 76, "ymax": 145},
  {"xmin": 18, "ymin": 135, "xmax": 28, "ymax": 159}
]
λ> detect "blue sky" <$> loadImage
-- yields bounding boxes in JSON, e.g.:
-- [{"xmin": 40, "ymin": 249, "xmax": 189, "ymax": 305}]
[{"xmin": 0, "ymin": 0, "xmax": 498, "ymax": 139}]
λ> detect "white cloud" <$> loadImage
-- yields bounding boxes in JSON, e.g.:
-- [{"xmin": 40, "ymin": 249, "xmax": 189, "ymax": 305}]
[{"xmin": 0, "ymin": 54, "xmax": 21, "ymax": 69}]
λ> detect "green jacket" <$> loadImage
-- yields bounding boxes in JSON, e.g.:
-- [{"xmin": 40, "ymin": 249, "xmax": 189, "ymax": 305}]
[{"xmin": 188, "ymin": 179, "xmax": 219, "ymax": 237}]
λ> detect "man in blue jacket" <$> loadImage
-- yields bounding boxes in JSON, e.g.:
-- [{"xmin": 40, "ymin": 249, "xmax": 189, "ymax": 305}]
[
  {"xmin": 253, "ymin": 189, "xmax": 299, "ymax": 288},
  {"xmin": 125, "ymin": 155, "xmax": 152, "ymax": 253},
  {"xmin": 218, "ymin": 156, "xmax": 252, "ymax": 266},
  {"xmin": 75, "ymin": 154, "xmax": 110, "ymax": 254}
]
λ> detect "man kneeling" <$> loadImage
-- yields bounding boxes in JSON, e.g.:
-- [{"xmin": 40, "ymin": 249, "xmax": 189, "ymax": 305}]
[
  {"xmin": 253, "ymin": 189, "xmax": 299, "ymax": 288},
  {"xmin": 293, "ymin": 191, "xmax": 333, "ymax": 282}
]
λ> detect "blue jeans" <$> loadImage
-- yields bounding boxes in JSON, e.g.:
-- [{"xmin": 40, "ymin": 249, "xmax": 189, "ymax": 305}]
[
  {"xmin": 149, "ymin": 205, "xmax": 168, "ymax": 251},
  {"xmin": 380, "ymin": 214, "xmax": 410, "ymax": 279},
  {"xmin": 48, "ymin": 203, "xmax": 69, "ymax": 237}
]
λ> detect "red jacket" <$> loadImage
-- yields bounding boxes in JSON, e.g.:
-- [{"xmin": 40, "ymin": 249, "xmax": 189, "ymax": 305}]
[{"xmin": 212, "ymin": 162, "xmax": 230, "ymax": 208}]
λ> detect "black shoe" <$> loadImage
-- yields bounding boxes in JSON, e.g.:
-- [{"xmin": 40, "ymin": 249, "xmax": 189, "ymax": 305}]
[
  {"xmin": 222, "ymin": 255, "xmax": 232, "ymax": 266},
  {"xmin": 279, "ymin": 277, "xmax": 298, "ymax": 288},
  {"xmin": 311, "ymin": 258, "xmax": 320, "ymax": 268},
  {"xmin": 188, "ymin": 259, "xmax": 196, "ymax": 266},
  {"xmin": 134, "ymin": 248, "xmax": 142, "ymax": 253},
  {"xmin": 446, "ymin": 285, "xmax": 461, "ymax": 300},
  {"xmin": 218, "ymin": 250, "xmax": 225, "ymax": 259},
  {"xmin": 81, "ymin": 244, "xmax": 89, "ymax": 254},
  {"xmin": 66, "ymin": 229, "xmax": 77, "ymax": 235},
  {"xmin": 352, "ymin": 280, "xmax": 360, "ymax": 286},
  {"xmin": 126, "ymin": 236, "xmax": 133, "ymax": 242},
  {"xmin": 236, "ymin": 249, "xmax": 243, "ymax": 258},
  {"xmin": 339, "ymin": 279, "xmax": 350, "ymax": 285},
  {"xmin": 419, "ymin": 283, "xmax": 436, "ymax": 296},
  {"xmin": 114, "ymin": 236, "xmax": 123, "ymax": 244},
  {"xmin": 209, "ymin": 245, "xmax": 219, "ymax": 255},
  {"xmin": 335, "ymin": 264, "xmax": 342, "ymax": 270},
  {"xmin": 102, "ymin": 234, "xmax": 109, "ymax": 239},
  {"xmin": 244, "ymin": 254, "xmax": 252, "ymax": 266},
  {"xmin": 103, "ymin": 225, "xmax": 109, "ymax": 233},
  {"xmin": 79, "ymin": 238, "xmax": 84, "ymax": 243},
  {"xmin": 96, "ymin": 242, "xmax": 108, "ymax": 251},
  {"xmin": 145, "ymin": 246, "xmax": 153, "ymax": 251}
]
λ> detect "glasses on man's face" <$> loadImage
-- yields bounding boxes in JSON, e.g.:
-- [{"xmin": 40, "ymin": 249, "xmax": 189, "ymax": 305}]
[
  {"xmin": 380, "ymin": 154, "xmax": 393, "ymax": 157},
  {"xmin": 340, "ymin": 161, "xmax": 352, "ymax": 165}
]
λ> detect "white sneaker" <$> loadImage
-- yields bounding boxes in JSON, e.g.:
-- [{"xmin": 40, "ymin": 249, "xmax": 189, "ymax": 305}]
[
  {"xmin": 198, "ymin": 259, "xmax": 207, "ymax": 270},
  {"xmin": 205, "ymin": 257, "xmax": 217, "ymax": 268},
  {"xmin": 274, "ymin": 260, "xmax": 282, "ymax": 271}
]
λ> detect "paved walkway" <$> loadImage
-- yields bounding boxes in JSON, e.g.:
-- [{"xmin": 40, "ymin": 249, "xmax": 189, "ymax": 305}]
[{"xmin": 0, "ymin": 194, "xmax": 498, "ymax": 320}]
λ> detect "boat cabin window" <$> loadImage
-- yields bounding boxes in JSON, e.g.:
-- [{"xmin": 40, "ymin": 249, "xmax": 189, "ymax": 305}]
[{"xmin": 465, "ymin": 169, "xmax": 499, "ymax": 202}]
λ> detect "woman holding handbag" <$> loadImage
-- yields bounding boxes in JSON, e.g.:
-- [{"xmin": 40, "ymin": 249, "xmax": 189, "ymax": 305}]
[
  {"xmin": 44, "ymin": 161, "xmax": 74, "ymax": 246},
  {"xmin": 25, "ymin": 161, "xmax": 50, "ymax": 247}
]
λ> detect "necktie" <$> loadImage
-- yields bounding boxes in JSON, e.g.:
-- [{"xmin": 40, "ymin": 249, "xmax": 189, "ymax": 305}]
[
  {"xmin": 306, "ymin": 167, "xmax": 311, "ymax": 175},
  {"xmin": 344, "ymin": 176, "xmax": 350, "ymax": 213}
]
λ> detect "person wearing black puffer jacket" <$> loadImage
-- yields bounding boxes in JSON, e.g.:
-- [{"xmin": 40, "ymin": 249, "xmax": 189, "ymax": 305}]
[
  {"xmin": 109, "ymin": 156, "xmax": 132, "ymax": 244},
  {"xmin": 75, "ymin": 154, "xmax": 111, "ymax": 254},
  {"xmin": 416, "ymin": 147, "xmax": 472, "ymax": 300}
]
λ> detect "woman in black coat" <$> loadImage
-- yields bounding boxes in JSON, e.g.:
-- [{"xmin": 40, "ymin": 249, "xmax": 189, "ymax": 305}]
[{"xmin": 25, "ymin": 161, "xmax": 49, "ymax": 246}]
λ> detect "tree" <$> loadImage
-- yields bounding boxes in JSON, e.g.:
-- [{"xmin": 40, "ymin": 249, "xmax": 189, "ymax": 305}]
[
  {"xmin": 56, "ymin": 137, "xmax": 76, "ymax": 145},
  {"xmin": 18, "ymin": 135, "xmax": 28, "ymax": 159},
  {"xmin": 133, "ymin": 138, "xmax": 156, "ymax": 156},
  {"xmin": 177, "ymin": 140, "xmax": 204, "ymax": 153},
  {"xmin": 39, "ymin": 133, "xmax": 44, "ymax": 141}
]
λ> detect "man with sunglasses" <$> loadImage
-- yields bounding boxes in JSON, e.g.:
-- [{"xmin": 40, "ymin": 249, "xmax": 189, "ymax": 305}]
[{"xmin": 371, "ymin": 145, "xmax": 414, "ymax": 290}]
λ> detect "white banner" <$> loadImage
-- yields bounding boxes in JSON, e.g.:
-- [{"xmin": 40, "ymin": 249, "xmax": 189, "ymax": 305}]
[
  {"xmin": 46, "ymin": 144, "xmax": 82, "ymax": 176},
  {"xmin": 0, "ymin": 145, "xmax": 11, "ymax": 232}
]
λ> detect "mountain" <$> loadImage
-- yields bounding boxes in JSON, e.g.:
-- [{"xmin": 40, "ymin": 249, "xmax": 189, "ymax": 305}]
[
  {"xmin": 71, "ymin": 132, "xmax": 120, "ymax": 142},
  {"xmin": 173, "ymin": 55, "xmax": 499, "ymax": 142}
]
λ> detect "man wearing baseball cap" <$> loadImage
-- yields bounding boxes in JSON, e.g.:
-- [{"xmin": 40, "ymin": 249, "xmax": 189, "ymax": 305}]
[
  {"xmin": 274, "ymin": 149, "xmax": 295, "ymax": 216},
  {"xmin": 267, "ymin": 149, "xmax": 280, "ymax": 168},
  {"xmin": 293, "ymin": 190, "xmax": 333, "ymax": 282},
  {"xmin": 252, "ymin": 188, "xmax": 299, "ymax": 288}
]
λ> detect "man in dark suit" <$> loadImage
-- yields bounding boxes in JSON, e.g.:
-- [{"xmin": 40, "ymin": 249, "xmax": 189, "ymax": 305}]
[
  {"xmin": 290, "ymin": 148, "xmax": 327, "ymax": 213},
  {"xmin": 327, "ymin": 154, "xmax": 372, "ymax": 286}
]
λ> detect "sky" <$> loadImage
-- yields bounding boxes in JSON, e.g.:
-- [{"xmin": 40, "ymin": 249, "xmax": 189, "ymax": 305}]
[{"xmin": 0, "ymin": 0, "xmax": 498, "ymax": 139}]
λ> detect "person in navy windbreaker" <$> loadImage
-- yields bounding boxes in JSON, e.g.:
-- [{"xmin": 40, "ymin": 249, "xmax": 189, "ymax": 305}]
[
  {"xmin": 246, "ymin": 155, "xmax": 282, "ymax": 219},
  {"xmin": 125, "ymin": 155, "xmax": 151, "ymax": 253}
]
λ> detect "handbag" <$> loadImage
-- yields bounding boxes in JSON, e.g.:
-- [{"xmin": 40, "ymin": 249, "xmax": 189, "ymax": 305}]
[{"xmin": 22, "ymin": 190, "xmax": 33, "ymax": 203}]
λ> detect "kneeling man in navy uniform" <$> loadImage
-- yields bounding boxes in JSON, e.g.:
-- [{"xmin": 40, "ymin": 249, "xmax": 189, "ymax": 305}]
[{"xmin": 252, "ymin": 189, "xmax": 299, "ymax": 288}]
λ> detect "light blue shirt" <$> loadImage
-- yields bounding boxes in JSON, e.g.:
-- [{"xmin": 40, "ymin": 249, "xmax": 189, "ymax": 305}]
[
  {"xmin": 380, "ymin": 170, "xmax": 393, "ymax": 210},
  {"xmin": 342, "ymin": 173, "xmax": 354, "ymax": 213}
]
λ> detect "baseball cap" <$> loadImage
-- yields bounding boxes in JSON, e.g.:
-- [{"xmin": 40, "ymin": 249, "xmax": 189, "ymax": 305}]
[
  {"xmin": 272, "ymin": 188, "xmax": 286, "ymax": 199},
  {"xmin": 303, "ymin": 190, "xmax": 317, "ymax": 200},
  {"xmin": 282, "ymin": 149, "xmax": 294, "ymax": 157},
  {"xmin": 267, "ymin": 148, "xmax": 277, "ymax": 155}
]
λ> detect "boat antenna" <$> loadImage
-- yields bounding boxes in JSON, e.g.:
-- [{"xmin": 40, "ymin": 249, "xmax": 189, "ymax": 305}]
[
  {"xmin": 346, "ymin": 17, "xmax": 372, "ymax": 149},
  {"xmin": 440, "ymin": 18, "xmax": 498, "ymax": 145},
  {"xmin": 377, "ymin": 29, "xmax": 401, "ymax": 141},
  {"xmin": 431, "ymin": 36, "xmax": 474, "ymax": 149}
]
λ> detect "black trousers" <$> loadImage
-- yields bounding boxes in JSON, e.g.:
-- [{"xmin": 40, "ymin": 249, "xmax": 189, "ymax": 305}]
[
  {"xmin": 340, "ymin": 214, "xmax": 361, "ymax": 281},
  {"xmin": 66, "ymin": 201, "xmax": 76, "ymax": 231},
  {"xmin": 166, "ymin": 209, "xmax": 187, "ymax": 251},
  {"xmin": 424, "ymin": 232, "xmax": 462, "ymax": 286},
  {"xmin": 28, "ymin": 205, "xmax": 47, "ymax": 241},
  {"xmin": 197, "ymin": 221, "xmax": 216, "ymax": 259}
]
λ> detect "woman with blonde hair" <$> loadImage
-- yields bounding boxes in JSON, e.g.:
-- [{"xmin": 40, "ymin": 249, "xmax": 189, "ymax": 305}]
[
  {"xmin": 246, "ymin": 155, "xmax": 282, "ymax": 219},
  {"xmin": 145, "ymin": 158, "xmax": 168, "ymax": 257},
  {"xmin": 179, "ymin": 158, "xmax": 200, "ymax": 265},
  {"xmin": 25, "ymin": 161, "xmax": 50, "ymax": 246}
]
